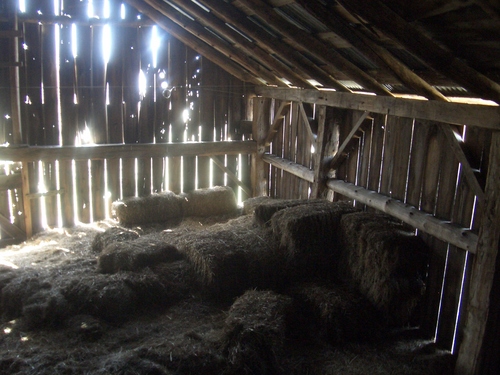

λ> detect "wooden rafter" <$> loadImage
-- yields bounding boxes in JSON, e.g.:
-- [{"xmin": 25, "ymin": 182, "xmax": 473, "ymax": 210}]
[
  {"xmin": 234, "ymin": 0, "xmax": 394, "ymax": 96},
  {"xmin": 124, "ymin": 0, "xmax": 262, "ymax": 85},
  {"xmin": 167, "ymin": 0, "xmax": 317, "ymax": 89},
  {"xmin": 335, "ymin": 0, "xmax": 500, "ymax": 104},
  {"xmin": 135, "ymin": 0, "xmax": 282, "ymax": 86},
  {"xmin": 196, "ymin": 0, "xmax": 352, "ymax": 91}
]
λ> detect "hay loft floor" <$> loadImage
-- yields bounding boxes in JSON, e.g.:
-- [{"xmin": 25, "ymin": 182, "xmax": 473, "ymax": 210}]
[{"xmin": 0, "ymin": 201, "xmax": 454, "ymax": 375}]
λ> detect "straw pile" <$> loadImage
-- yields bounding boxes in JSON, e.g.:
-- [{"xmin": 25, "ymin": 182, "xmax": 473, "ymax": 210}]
[
  {"xmin": 254, "ymin": 198, "xmax": 328, "ymax": 226},
  {"xmin": 289, "ymin": 282, "xmax": 384, "ymax": 344},
  {"xmin": 112, "ymin": 191, "xmax": 184, "ymax": 225},
  {"xmin": 181, "ymin": 186, "xmax": 238, "ymax": 217},
  {"xmin": 222, "ymin": 290, "xmax": 293, "ymax": 374},
  {"xmin": 91, "ymin": 226, "xmax": 141, "ymax": 253},
  {"xmin": 97, "ymin": 234, "xmax": 184, "ymax": 274},
  {"xmin": 270, "ymin": 200, "xmax": 358, "ymax": 281},
  {"xmin": 171, "ymin": 215, "xmax": 283, "ymax": 300},
  {"xmin": 339, "ymin": 212, "xmax": 429, "ymax": 326}
]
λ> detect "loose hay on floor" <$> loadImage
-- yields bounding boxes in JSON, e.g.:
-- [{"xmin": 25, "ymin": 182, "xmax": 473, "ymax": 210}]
[
  {"xmin": 171, "ymin": 215, "xmax": 283, "ymax": 300},
  {"xmin": 181, "ymin": 186, "xmax": 238, "ymax": 218},
  {"xmin": 97, "ymin": 234, "xmax": 184, "ymax": 274},
  {"xmin": 112, "ymin": 191, "xmax": 184, "ymax": 225},
  {"xmin": 222, "ymin": 290, "xmax": 293, "ymax": 375}
]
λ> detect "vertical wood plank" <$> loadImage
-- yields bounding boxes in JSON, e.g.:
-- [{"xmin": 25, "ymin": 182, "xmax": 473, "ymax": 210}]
[
  {"xmin": 367, "ymin": 114, "xmax": 386, "ymax": 193},
  {"xmin": 75, "ymin": 160, "xmax": 90, "ymax": 223},
  {"xmin": 59, "ymin": 160, "xmax": 74, "ymax": 227}
]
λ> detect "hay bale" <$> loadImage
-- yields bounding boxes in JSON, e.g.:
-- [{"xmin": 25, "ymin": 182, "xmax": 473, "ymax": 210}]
[
  {"xmin": 112, "ymin": 191, "xmax": 183, "ymax": 225},
  {"xmin": 181, "ymin": 186, "xmax": 238, "ymax": 218},
  {"xmin": 289, "ymin": 282, "xmax": 384, "ymax": 344},
  {"xmin": 339, "ymin": 212, "xmax": 429, "ymax": 326},
  {"xmin": 222, "ymin": 290, "xmax": 293, "ymax": 375},
  {"xmin": 254, "ymin": 198, "xmax": 328, "ymax": 226},
  {"xmin": 97, "ymin": 235, "xmax": 184, "ymax": 274},
  {"xmin": 91, "ymin": 226, "xmax": 141, "ymax": 253},
  {"xmin": 270, "ymin": 200, "xmax": 358, "ymax": 281},
  {"xmin": 242, "ymin": 196, "xmax": 270, "ymax": 215},
  {"xmin": 173, "ymin": 215, "xmax": 284, "ymax": 300}
]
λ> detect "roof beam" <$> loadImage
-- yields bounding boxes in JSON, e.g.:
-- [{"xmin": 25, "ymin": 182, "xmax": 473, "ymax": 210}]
[
  {"xmin": 123, "ymin": 0, "xmax": 262, "ymax": 85},
  {"xmin": 336, "ymin": 0, "xmax": 500, "ymax": 104},
  {"xmin": 233, "ymin": 0, "xmax": 394, "ymax": 96},
  {"xmin": 196, "ymin": 0, "xmax": 352, "ymax": 91},
  {"xmin": 255, "ymin": 87, "xmax": 500, "ymax": 130}
]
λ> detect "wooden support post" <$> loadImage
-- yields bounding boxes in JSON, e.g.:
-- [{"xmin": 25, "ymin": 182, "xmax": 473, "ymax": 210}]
[
  {"xmin": 251, "ymin": 98, "xmax": 268, "ymax": 196},
  {"xmin": 21, "ymin": 162, "xmax": 32, "ymax": 239},
  {"xmin": 298, "ymin": 102, "xmax": 317, "ymax": 144},
  {"xmin": 455, "ymin": 131, "xmax": 500, "ymax": 374},
  {"xmin": 311, "ymin": 105, "xmax": 329, "ymax": 198}
]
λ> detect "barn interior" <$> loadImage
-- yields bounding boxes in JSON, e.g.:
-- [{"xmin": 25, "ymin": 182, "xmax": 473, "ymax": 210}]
[{"xmin": 1, "ymin": 0, "xmax": 500, "ymax": 374}]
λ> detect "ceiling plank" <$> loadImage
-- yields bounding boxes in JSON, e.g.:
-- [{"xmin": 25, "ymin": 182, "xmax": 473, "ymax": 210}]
[
  {"xmin": 123, "ymin": 0, "xmax": 262, "ymax": 85},
  {"xmin": 234, "ymin": 0, "xmax": 394, "ymax": 96},
  {"xmin": 336, "ymin": 0, "xmax": 500, "ymax": 104}
]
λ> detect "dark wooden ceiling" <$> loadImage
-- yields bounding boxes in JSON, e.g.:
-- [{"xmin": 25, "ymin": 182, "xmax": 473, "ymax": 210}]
[{"xmin": 123, "ymin": 0, "xmax": 500, "ymax": 104}]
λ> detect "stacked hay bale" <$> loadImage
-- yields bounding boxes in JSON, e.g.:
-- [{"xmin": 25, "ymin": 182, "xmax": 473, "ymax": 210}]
[
  {"xmin": 222, "ymin": 290, "xmax": 293, "ymax": 374},
  {"xmin": 339, "ymin": 212, "xmax": 429, "ymax": 326},
  {"xmin": 269, "ymin": 200, "xmax": 359, "ymax": 281},
  {"xmin": 112, "ymin": 191, "xmax": 184, "ymax": 225},
  {"xmin": 91, "ymin": 226, "xmax": 141, "ymax": 253},
  {"xmin": 181, "ymin": 186, "xmax": 238, "ymax": 217},
  {"xmin": 289, "ymin": 282, "xmax": 384, "ymax": 344},
  {"xmin": 242, "ymin": 195, "xmax": 270, "ymax": 215},
  {"xmin": 253, "ymin": 198, "xmax": 322, "ymax": 226},
  {"xmin": 171, "ymin": 215, "xmax": 283, "ymax": 300}
]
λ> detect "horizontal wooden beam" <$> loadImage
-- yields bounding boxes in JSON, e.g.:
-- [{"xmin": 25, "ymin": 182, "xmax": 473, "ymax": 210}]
[
  {"xmin": 326, "ymin": 179, "xmax": 478, "ymax": 252},
  {"xmin": 262, "ymin": 153, "xmax": 315, "ymax": 182},
  {"xmin": 0, "ymin": 141, "xmax": 257, "ymax": 163},
  {"xmin": 255, "ymin": 87, "xmax": 500, "ymax": 130}
]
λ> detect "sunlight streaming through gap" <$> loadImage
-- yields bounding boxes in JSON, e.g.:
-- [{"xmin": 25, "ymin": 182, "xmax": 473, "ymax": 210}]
[
  {"xmin": 19, "ymin": 0, "xmax": 26, "ymax": 13},
  {"xmin": 87, "ymin": 0, "xmax": 94, "ymax": 18},
  {"xmin": 151, "ymin": 26, "xmax": 161, "ymax": 68},
  {"xmin": 71, "ymin": 160, "xmax": 79, "ymax": 224},
  {"xmin": 103, "ymin": 0, "xmax": 110, "ymax": 19},
  {"xmin": 103, "ymin": 25, "xmax": 112, "ymax": 65},
  {"xmin": 71, "ymin": 23, "xmax": 77, "ymax": 58},
  {"xmin": 120, "ymin": 4, "xmax": 126, "ymax": 19},
  {"xmin": 38, "ymin": 161, "xmax": 48, "ymax": 229}
]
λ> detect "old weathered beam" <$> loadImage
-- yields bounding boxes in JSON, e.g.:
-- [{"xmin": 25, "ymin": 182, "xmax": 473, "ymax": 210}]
[
  {"xmin": 336, "ymin": 0, "xmax": 500, "ymax": 104},
  {"xmin": 0, "ymin": 213, "xmax": 25, "ymax": 240},
  {"xmin": 298, "ymin": 102, "xmax": 317, "ymax": 144},
  {"xmin": 455, "ymin": 131, "xmax": 500, "ymax": 375},
  {"xmin": 1, "ymin": 141, "xmax": 257, "ymax": 163},
  {"xmin": 326, "ymin": 179, "xmax": 478, "ymax": 252},
  {"xmin": 262, "ymin": 153, "xmax": 315, "ymax": 183},
  {"xmin": 311, "ymin": 105, "xmax": 330, "ymax": 198},
  {"xmin": 255, "ymin": 87, "xmax": 500, "ymax": 130},
  {"xmin": 124, "ymin": 0, "xmax": 262, "ymax": 85}
]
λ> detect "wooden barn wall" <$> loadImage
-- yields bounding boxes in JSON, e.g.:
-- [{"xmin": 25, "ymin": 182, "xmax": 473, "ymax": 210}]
[
  {"xmin": 263, "ymin": 98, "xmax": 491, "ymax": 353},
  {"xmin": 0, "ymin": 0, "xmax": 250, "ymax": 241}
]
